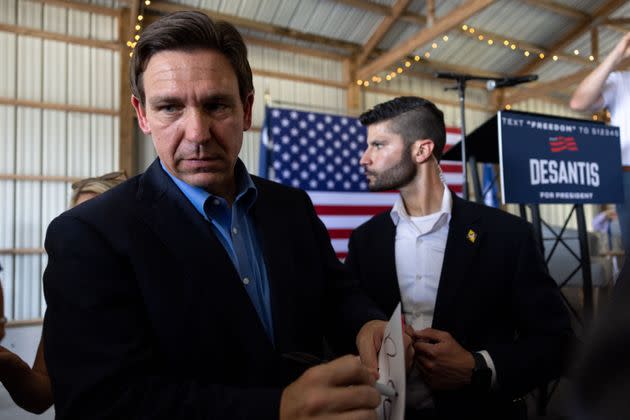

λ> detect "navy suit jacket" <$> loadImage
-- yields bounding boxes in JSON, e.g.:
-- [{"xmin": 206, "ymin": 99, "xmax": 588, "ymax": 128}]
[
  {"xmin": 345, "ymin": 192, "xmax": 573, "ymax": 418},
  {"xmin": 43, "ymin": 159, "xmax": 384, "ymax": 420}
]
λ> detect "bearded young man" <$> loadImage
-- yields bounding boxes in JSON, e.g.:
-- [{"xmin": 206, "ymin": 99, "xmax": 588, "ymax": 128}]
[{"xmin": 345, "ymin": 96, "xmax": 573, "ymax": 420}]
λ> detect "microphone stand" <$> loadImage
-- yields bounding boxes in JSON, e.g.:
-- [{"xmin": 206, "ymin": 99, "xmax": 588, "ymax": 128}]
[{"xmin": 435, "ymin": 72, "xmax": 495, "ymax": 201}]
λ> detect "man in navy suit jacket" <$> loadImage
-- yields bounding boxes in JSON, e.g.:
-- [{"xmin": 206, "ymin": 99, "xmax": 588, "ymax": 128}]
[
  {"xmin": 43, "ymin": 11, "xmax": 388, "ymax": 420},
  {"xmin": 346, "ymin": 97, "xmax": 573, "ymax": 419}
]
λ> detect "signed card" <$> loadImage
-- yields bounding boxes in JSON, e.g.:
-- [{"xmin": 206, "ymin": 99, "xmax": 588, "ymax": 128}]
[{"xmin": 377, "ymin": 302, "xmax": 405, "ymax": 420}]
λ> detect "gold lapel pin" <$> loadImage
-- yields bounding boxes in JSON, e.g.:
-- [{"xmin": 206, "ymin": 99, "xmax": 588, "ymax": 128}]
[{"xmin": 467, "ymin": 229, "xmax": 477, "ymax": 244}]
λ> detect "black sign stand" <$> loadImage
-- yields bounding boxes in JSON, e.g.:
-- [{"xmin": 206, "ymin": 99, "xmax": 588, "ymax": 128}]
[{"xmin": 444, "ymin": 111, "xmax": 602, "ymax": 415}]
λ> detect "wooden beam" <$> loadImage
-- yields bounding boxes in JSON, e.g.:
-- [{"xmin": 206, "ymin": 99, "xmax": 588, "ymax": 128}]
[
  {"xmin": 332, "ymin": 0, "xmax": 392, "ymax": 16},
  {"xmin": 119, "ymin": 7, "xmax": 136, "ymax": 177},
  {"xmin": 29, "ymin": 0, "xmax": 121, "ymax": 17},
  {"xmin": 0, "ymin": 23, "xmax": 120, "ymax": 50},
  {"xmin": 252, "ymin": 69, "xmax": 346, "ymax": 89},
  {"xmin": 365, "ymin": 85, "xmax": 493, "ymax": 112},
  {"xmin": 0, "ymin": 248, "xmax": 46, "ymax": 255},
  {"xmin": 0, "ymin": 174, "xmax": 81, "ymax": 182},
  {"xmin": 243, "ymin": 36, "xmax": 346, "ymax": 61},
  {"xmin": 504, "ymin": 68, "xmax": 592, "ymax": 104},
  {"xmin": 400, "ymin": 11, "xmax": 427, "ymax": 26},
  {"xmin": 149, "ymin": 1, "xmax": 359, "ymax": 53},
  {"xmin": 0, "ymin": 96, "xmax": 118, "ymax": 115},
  {"xmin": 523, "ymin": 0, "xmax": 589, "ymax": 20},
  {"xmin": 355, "ymin": 0, "xmax": 412, "ymax": 66},
  {"xmin": 344, "ymin": 59, "xmax": 361, "ymax": 112},
  {"xmin": 518, "ymin": 0, "xmax": 627, "ymax": 75},
  {"xmin": 603, "ymin": 17, "xmax": 630, "ymax": 25},
  {"xmin": 426, "ymin": 0, "xmax": 435, "ymax": 26},
  {"xmin": 6, "ymin": 319, "xmax": 44, "ymax": 328},
  {"xmin": 591, "ymin": 27, "xmax": 599, "ymax": 61},
  {"xmin": 357, "ymin": 0, "xmax": 494, "ymax": 80}
]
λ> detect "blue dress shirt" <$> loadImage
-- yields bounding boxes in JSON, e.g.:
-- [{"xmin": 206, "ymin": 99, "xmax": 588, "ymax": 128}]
[{"xmin": 160, "ymin": 160, "xmax": 275, "ymax": 344}]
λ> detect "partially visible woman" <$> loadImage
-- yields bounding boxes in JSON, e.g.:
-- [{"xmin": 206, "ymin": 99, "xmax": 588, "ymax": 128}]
[{"xmin": 0, "ymin": 171, "xmax": 127, "ymax": 414}]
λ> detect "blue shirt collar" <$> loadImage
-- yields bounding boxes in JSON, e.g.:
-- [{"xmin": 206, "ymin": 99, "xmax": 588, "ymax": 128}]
[{"xmin": 160, "ymin": 159, "xmax": 258, "ymax": 220}]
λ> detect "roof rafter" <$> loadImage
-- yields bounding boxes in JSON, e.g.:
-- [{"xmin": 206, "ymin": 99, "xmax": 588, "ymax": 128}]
[
  {"xmin": 355, "ymin": 0, "xmax": 412, "ymax": 67},
  {"xmin": 148, "ymin": 1, "xmax": 360, "ymax": 53},
  {"xmin": 357, "ymin": 0, "xmax": 495, "ymax": 80},
  {"xmin": 518, "ymin": 0, "xmax": 628, "ymax": 75},
  {"xmin": 504, "ymin": 68, "xmax": 592, "ymax": 104},
  {"xmin": 523, "ymin": 0, "xmax": 588, "ymax": 20}
]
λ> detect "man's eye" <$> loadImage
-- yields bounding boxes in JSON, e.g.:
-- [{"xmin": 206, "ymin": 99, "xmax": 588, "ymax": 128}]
[
  {"xmin": 373, "ymin": 143, "xmax": 383, "ymax": 149},
  {"xmin": 206, "ymin": 103, "xmax": 229, "ymax": 112},
  {"xmin": 159, "ymin": 105, "xmax": 178, "ymax": 113}
]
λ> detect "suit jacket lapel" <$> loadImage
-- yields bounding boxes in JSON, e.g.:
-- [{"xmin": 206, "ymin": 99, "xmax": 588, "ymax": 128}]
[
  {"xmin": 379, "ymin": 215, "xmax": 402, "ymax": 314},
  {"xmin": 249, "ymin": 180, "xmax": 297, "ymax": 350},
  {"xmin": 433, "ymin": 193, "xmax": 483, "ymax": 330},
  {"xmin": 136, "ymin": 160, "xmax": 273, "ymax": 350}
]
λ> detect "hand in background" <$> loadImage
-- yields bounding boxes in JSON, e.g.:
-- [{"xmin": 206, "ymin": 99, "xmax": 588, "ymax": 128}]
[
  {"xmin": 610, "ymin": 32, "xmax": 630, "ymax": 66},
  {"xmin": 280, "ymin": 355, "xmax": 380, "ymax": 420},
  {"xmin": 413, "ymin": 328, "xmax": 474, "ymax": 390}
]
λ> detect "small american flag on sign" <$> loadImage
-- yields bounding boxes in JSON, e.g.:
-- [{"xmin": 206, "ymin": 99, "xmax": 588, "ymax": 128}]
[{"xmin": 259, "ymin": 107, "xmax": 463, "ymax": 259}]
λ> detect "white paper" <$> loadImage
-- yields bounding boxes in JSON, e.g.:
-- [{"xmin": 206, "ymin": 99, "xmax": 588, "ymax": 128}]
[{"xmin": 376, "ymin": 302, "xmax": 405, "ymax": 420}]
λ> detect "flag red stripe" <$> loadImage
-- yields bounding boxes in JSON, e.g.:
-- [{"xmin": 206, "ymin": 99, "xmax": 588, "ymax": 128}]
[
  {"xmin": 314, "ymin": 205, "xmax": 392, "ymax": 215},
  {"xmin": 448, "ymin": 184, "xmax": 463, "ymax": 193},
  {"xmin": 336, "ymin": 252, "xmax": 348, "ymax": 259},
  {"xmin": 328, "ymin": 229, "xmax": 353, "ymax": 239},
  {"xmin": 440, "ymin": 164, "xmax": 463, "ymax": 172}
]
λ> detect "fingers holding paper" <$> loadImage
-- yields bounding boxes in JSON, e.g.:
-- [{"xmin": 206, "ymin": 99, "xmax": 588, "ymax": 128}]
[{"xmin": 280, "ymin": 354, "xmax": 380, "ymax": 420}]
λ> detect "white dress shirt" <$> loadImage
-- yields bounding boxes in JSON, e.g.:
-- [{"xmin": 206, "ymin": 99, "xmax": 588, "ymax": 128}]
[{"xmin": 391, "ymin": 186, "xmax": 496, "ymax": 409}]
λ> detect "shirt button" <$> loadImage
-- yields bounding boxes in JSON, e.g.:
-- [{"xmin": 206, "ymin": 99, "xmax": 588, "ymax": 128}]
[
  {"xmin": 243, "ymin": 277, "xmax": 250, "ymax": 285},
  {"xmin": 213, "ymin": 199, "xmax": 220, "ymax": 205},
  {"xmin": 232, "ymin": 227, "xmax": 238, "ymax": 235}
]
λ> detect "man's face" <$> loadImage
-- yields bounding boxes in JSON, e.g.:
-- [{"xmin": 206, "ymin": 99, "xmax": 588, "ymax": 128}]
[
  {"xmin": 360, "ymin": 120, "xmax": 416, "ymax": 191},
  {"xmin": 132, "ymin": 49, "xmax": 253, "ymax": 195}
]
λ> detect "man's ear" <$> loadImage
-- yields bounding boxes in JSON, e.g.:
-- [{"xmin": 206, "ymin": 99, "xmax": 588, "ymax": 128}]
[
  {"xmin": 242, "ymin": 92, "xmax": 254, "ymax": 131},
  {"xmin": 412, "ymin": 139, "xmax": 435, "ymax": 163},
  {"xmin": 131, "ymin": 95, "xmax": 151, "ymax": 135}
]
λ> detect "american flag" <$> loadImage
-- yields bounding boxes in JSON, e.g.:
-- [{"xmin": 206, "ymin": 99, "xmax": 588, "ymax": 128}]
[
  {"xmin": 549, "ymin": 136, "xmax": 578, "ymax": 153},
  {"xmin": 259, "ymin": 107, "xmax": 463, "ymax": 259}
]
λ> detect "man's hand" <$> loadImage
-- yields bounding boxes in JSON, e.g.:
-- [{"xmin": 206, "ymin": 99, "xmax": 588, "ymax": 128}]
[
  {"xmin": 610, "ymin": 32, "xmax": 630, "ymax": 66},
  {"xmin": 279, "ymin": 355, "xmax": 380, "ymax": 420},
  {"xmin": 413, "ymin": 328, "xmax": 475, "ymax": 390},
  {"xmin": 356, "ymin": 320, "xmax": 415, "ymax": 374},
  {"xmin": 356, "ymin": 320, "xmax": 386, "ymax": 371}
]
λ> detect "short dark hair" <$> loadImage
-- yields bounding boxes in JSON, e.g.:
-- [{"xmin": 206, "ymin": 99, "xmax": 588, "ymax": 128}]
[
  {"xmin": 130, "ymin": 11, "xmax": 253, "ymax": 106},
  {"xmin": 359, "ymin": 96, "xmax": 446, "ymax": 161}
]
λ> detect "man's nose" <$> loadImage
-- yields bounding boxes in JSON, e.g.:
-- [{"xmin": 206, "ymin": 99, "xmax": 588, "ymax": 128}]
[
  {"xmin": 359, "ymin": 149, "xmax": 370, "ymax": 166},
  {"xmin": 185, "ymin": 109, "xmax": 211, "ymax": 143}
]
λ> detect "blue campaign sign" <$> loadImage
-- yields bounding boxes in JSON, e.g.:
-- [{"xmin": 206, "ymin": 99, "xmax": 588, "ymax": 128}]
[{"xmin": 498, "ymin": 110, "xmax": 623, "ymax": 204}]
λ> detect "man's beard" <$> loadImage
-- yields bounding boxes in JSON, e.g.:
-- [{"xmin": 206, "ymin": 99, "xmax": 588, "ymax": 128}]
[{"xmin": 366, "ymin": 148, "xmax": 417, "ymax": 191}]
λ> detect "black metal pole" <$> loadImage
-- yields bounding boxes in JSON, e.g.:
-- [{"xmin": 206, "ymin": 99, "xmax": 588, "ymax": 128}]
[
  {"xmin": 575, "ymin": 204, "xmax": 593, "ymax": 322},
  {"xmin": 458, "ymin": 80, "xmax": 468, "ymax": 201}
]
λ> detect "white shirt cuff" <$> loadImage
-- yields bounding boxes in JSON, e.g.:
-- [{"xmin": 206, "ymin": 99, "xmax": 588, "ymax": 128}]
[{"xmin": 478, "ymin": 350, "xmax": 498, "ymax": 389}]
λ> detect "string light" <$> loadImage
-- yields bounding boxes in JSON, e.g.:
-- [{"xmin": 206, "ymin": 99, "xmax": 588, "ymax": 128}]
[
  {"xmin": 505, "ymin": 104, "xmax": 512, "ymax": 110},
  {"xmin": 127, "ymin": 1, "xmax": 150, "ymax": 57},
  {"xmin": 362, "ymin": 20, "xmax": 592, "ymax": 89}
]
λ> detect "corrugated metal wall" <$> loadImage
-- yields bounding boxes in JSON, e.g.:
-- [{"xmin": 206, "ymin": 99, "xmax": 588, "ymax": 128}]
[
  {"xmin": 2, "ymin": 3, "xmax": 606, "ymax": 321},
  {"xmin": 0, "ymin": 0, "xmax": 119, "ymax": 320}
]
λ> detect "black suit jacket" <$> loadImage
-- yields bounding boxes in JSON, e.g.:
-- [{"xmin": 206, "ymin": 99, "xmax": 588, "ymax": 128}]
[
  {"xmin": 346, "ymin": 192, "xmax": 573, "ymax": 418},
  {"xmin": 43, "ymin": 159, "xmax": 384, "ymax": 420}
]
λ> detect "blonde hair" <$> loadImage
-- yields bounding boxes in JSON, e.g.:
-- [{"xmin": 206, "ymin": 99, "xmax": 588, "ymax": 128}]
[{"xmin": 70, "ymin": 171, "xmax": 127, "ymax": 207}]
